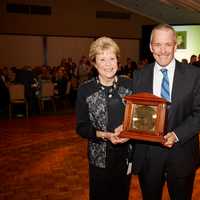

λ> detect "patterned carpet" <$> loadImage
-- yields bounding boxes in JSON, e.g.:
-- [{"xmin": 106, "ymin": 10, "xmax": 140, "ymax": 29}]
[{"xmin": 0, "ymin": 113, "xmax": 199, "ymax": 200}]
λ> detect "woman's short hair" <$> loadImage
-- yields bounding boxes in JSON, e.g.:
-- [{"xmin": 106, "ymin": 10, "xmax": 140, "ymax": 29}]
[{"xmin": 89, "ymin": 36, "xmax": 120, "ymax": 65}]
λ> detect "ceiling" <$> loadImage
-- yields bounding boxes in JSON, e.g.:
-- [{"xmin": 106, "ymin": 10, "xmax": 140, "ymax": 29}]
[{"xmin": 105, "ymin": 0, "xmax": 200, "ymax": 24}]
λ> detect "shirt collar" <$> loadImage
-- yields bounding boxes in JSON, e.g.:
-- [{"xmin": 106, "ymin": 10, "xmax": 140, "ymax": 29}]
[{"xmin": 155, "ymin": 58, "xmax": 176, "ymax": 74}]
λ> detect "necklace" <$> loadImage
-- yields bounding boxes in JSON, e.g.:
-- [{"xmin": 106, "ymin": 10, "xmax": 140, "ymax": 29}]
[{"xmin": 96, "ymin": 76, "xmax": 118, "ymax": 98}]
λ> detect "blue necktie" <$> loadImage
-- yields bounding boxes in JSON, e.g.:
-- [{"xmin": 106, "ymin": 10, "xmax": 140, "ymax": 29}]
[{"xmin": 160, "ymin": 68, "xmax": 170, "ymax": 101}]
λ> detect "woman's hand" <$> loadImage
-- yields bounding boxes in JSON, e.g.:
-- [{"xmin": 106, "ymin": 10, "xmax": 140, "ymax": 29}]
[
  {"xmin": 96, "ymin": 125, "xmax": 129, "ymax": 144},
  {"xmin": 113, "ymin": 125, "xmax": 129, "ymax": 144}
]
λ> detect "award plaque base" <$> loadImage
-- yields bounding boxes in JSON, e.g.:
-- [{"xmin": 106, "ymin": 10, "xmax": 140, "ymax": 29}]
[{"xmin": 120, "ymin": 92, "xmax": 168, "ymax": 143}]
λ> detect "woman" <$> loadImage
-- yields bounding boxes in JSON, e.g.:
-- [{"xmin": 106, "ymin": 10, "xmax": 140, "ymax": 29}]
[{"xmin": 76, "ymin": 37, "xmax": 134, "ymax": 200}]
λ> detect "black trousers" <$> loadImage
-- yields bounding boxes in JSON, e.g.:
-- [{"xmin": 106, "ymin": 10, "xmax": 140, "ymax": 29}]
[
  {"xmin": 89, "ymin": 164, "xmax": 131, "ymax": 200},
  {"xmin": 138, "ymin": 149, "xmax": 195, "ymax": 200}
]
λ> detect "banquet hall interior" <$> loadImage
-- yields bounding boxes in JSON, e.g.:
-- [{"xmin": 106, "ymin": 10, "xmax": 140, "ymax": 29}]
[{"xmin": 0, "ymin": 0, "xmax": 200, "ymax": 199}]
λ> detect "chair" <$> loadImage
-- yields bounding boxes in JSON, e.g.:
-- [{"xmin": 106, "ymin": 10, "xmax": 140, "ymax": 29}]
[
  {"xmin": 38, "ymin": 81, "xmax": 56, "ymax": 113},
  {"xmin": 8, "ymin": 84, "xmax": 28, "ymax": 119}
]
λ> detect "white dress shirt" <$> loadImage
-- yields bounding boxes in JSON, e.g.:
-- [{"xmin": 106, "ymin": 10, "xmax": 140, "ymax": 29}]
[
  {"xmin": 153, "ymin": 58, "xmax": 176, "ymax": 102},
  {"xmin": 153, "ymin": 58, "xmax": 179, "ymax": 141}
]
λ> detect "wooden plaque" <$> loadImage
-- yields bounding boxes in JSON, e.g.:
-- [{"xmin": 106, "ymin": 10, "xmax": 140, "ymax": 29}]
[{"xmin": 120, "ymin": 92, "xmax": 168, "ymax": 143}]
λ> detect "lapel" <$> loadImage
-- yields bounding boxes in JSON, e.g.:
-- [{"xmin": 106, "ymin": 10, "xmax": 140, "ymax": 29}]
[
  {"xmin": 140, "ymin": 63, "xmax": 154, "ymax": 92},
  {"xmin": 167, "ymin": 60, "xmax": 185, "ymax": 123},
  {"xmin": 171, "ymin": 60, "xmax": 185, "ymax": 103}
]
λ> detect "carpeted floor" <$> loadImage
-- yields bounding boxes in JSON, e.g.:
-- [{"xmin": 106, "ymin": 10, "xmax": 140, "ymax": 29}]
[{"xmin": 0, "ymin": 112, "xmax": 199, "ymax": 200}]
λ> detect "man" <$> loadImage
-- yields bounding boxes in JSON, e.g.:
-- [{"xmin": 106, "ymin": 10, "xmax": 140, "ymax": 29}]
[
  {"xmin": 194, "ymin": 54, "xmax": 200, "ymax": 67},
  {"xmin": 132, "ymin": 24, "xmax": 200, "ymax": 200}
]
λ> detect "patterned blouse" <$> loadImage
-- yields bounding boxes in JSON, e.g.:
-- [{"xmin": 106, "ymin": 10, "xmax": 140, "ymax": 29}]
[{"xmin": 76, "ymin": 76, "xmax": 133, "ymax": 168}]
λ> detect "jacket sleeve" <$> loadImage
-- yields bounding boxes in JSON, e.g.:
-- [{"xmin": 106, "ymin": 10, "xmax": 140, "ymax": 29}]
[
  {"xmin": 173, "ymin": 67, "xmax": 200, "ymax": 144},
  {"xmin": 75, "ymin": 86, "xmax": 97, "ymax": 140}
]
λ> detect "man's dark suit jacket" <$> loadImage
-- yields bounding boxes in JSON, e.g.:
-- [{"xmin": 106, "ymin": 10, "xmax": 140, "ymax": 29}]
[{"xmin": 132, "ymin": 60, "xmax": 200, "ymax": 177}]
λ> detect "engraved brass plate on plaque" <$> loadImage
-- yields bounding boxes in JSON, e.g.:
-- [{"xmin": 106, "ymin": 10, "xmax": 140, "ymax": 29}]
[{"xmin": 131, "ymin": 104, "xmax": 157, "ymax": 133}]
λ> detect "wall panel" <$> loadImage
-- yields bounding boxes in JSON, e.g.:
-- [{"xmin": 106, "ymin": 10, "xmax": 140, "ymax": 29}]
[
  {"xmin": 0, "ymin": 35, "xmax": 43, "ymax": 68},
  {"xmin": 47, "ymin": 37, "xmax": 93, "ymax": 66},
  {"xmin": 0, "ymin": 35, "xmax": 140, "ymax": 68}
]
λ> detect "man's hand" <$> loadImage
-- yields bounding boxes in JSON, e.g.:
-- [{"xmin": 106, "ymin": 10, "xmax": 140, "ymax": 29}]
[{"xmin": 163, "ymin": 131, "xmax": 178, "ymax": 148}]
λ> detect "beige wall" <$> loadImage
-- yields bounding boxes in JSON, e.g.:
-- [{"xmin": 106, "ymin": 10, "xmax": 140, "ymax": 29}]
[
  {"xmin": 0, "ymin": 0, "xmax": 156, "ymax": 38},
  {"xmin": 0, "ymin": 35, "xmax": 140, "ymax": 67},
  {"xmin": 0, "ymin": 0, "xmax": 156, "ymax": 67},
  {"xmin": 0, "ymin": 35, "xmax": 44, "ymax": 67}
]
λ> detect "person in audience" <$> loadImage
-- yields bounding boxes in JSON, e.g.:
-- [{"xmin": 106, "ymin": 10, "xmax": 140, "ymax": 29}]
[
  {"xmin": 60, "ymin": 58, "xmax": 67, "ymax": 67},
  {"xmin": 189, "ymin": 54, "xmax": 197, "ymax": 65},
  {"xmin": 123, "ymin": 57, "xmax": 133, "ymax": 78},
  {"xmin": 8, "ymin": 67, "xmax": 17, "ymax": 83},
  {"xmin": 131, "ymin": 60, "xmax": 138, "ymax": 72},
  {"xmin": 181, "ymin": 58, "xmax": 188, "ymax": 64},
  {"xmin": 77, "ymin": 56, "xmax": 90, "ymax": 85},
  {"xmin": 54, "ymin": 66, "xmax": 68, "ymax": 101},
  {"xmin": 131, "ymin": 24, "xmax": 200, "ymax": 200},
  {"xmin": 137, "ymin": 57, "xmax": 149, "ymax": 69},
  {"xmin": 2, "ymin": 66, "xmax": 9, "ymax": 83},
  {"xmin": 65, "ymin": 57, "xmax": 77, "ymax": 79},
  {"xmin": 116, "ymin": 61, "xmax": 124, "ymax": 75},
  {"xmin": 76, "ymin": 36, "xmax": 134, "ymax": 200},
  {"xmin": 37, "ymin": 65, "xmax": 52, "ymax": 83},
  {"xmin": 194, "ymin": 54, "xmax": 200, "ymax": 67},
  {"xmin": 0, "ymin": 69, "xmax": 9, "ymax": 114},
  {"xmin": 66, "ymin": 73, "xmax": 78, "ymax": 107}
]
